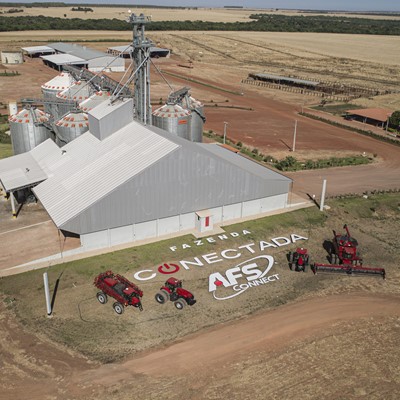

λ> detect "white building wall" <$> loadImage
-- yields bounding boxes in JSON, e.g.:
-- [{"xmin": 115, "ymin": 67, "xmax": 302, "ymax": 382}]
[
  {"xmin": 261, "ymin": 193, "xmax": 288, "ymax": 212},
  {"xmin": 110, "ymin": 225, "xmax": 133, "ymax": 246},
  {"xmin": 1, "ymin": 51, "xmax": 23, "ymax": 64},
  {"xmin": 79, "ymin": 193, "xmax": 289, "ymax": 250},
  {"xmin": 158, "ymin": 216, "xmax": 180, "ymax": 236},
  {"xmin": 180, "ymin": 212, "xmax": 195, "ymax": 230},
  {"xmin": 242, "ymin": 199, "xmax": 261, "ymax": 217},
  {"xmin": 134, "ymin": 220, "xmax": 157, "ymax": 241},
  {"xmin": 222, "ymin": 203, "xmax": 242, "ymax": 221},
  {"xmin": 88, "ymin": 56, "xmax": 125, "ymax": 72}
]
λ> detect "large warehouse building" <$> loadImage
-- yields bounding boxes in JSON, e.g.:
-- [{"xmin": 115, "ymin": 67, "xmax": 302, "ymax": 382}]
[{"xmin": 26, "ymin": 99, "xmax": 292, "ymax": 250}]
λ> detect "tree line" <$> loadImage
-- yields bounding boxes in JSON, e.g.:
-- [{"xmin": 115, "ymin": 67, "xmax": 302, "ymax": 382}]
[{"xmin": 0, "ymin": 14, "xmax": 399, "ymax": 35}]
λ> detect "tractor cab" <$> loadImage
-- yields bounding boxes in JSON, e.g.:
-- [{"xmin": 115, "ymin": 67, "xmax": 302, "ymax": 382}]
[{"xmin": 164, "ymin": 277, "xmax": 182, "ymax": 292}]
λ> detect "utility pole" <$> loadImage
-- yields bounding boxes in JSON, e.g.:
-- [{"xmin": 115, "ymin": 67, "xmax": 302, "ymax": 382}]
[
  {"xmin": 223, "ymin": 121, "xmax": 228, "ymax": 144},
  {"xmin": 43, "ymin": 272, "xmax": 52, "ymax": 317},
  {"xmin": 292, "ymin": 119, "xmax": 297, "ymax": 152},
  {"xmin": 320, "ymin": 179, "xmax": 327, "ymax": 211}
]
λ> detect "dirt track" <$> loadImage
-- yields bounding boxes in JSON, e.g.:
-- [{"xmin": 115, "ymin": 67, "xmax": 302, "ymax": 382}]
[{"xmin": 2, "ymin": 293, "xmax": 399, "ymax": 399}]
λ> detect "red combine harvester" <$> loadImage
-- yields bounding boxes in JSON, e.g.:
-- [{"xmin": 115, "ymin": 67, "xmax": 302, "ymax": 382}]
[
  {"xmin": 311, "ymin": 225, "xmax": 386, "ymax": 279},
  {"xmin": 288, "ymin": 247, "xmax": 310, "ymax": 272},
  {"xmin": 94, "ymin": 270, "xmax": 144, "ymax": 315},
  {"xmin": 155, "ymin": 277, "xmax": 196, "ymax": 310}
]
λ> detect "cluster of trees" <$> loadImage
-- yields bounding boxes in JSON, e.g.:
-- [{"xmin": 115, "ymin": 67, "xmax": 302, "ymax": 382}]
[
  {"xmin": 273, "ymin": 155, "xmax": 371, "ymax": 171},
  {"xmin": 0, "ymin": 14, "xmax": 399, "ymax": 35},
  {"xmin": 71, "ymin": 7, "xmax": 93, "ymax": 13},
  {"xmin": 0, "ymin": 8, "xmax": 23, "ymax": 14},
  {"xmin": 389, "ymin": 111, "xmax": 400, "ymax": 130}
]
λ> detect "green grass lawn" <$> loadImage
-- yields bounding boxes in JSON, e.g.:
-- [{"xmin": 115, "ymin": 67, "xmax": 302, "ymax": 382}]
[{"xmin": 0, "ymin": 143, "xmax": 12, "ymax": 159}]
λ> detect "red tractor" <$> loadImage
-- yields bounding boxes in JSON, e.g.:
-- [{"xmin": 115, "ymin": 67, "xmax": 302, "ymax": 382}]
[
  {"xmin": 288, "ymin": 247, "xmax": 310, "ymax": 272},
  {"xmin": 155, "ymin": 277, "xmax": 196, "ymax": 310},
  {"xmin": 94, "ymin": 270, "xmax": 143, "ymax": 315},
  {"xmin": 311, "ymin": 225, "xmax": 386, "ymax": 279}
]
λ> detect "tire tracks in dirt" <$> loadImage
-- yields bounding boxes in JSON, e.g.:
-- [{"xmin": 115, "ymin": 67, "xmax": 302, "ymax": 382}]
[{"xmin": 74, "ymin": 292, "xmax": 400, "ymax": 386}]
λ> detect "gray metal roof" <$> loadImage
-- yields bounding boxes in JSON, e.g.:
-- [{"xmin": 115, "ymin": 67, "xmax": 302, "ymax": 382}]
[
  {"xmin": 21, "ymin": 45, "xmax": 55, "ymax": 54},
  {"xmin": 108, "ymin": 45, "xmax": 170, "ymax": 54},
  {"xmin": 254, "ymin": 73, "xmax": 319, "ymax": 87},
  {"xmin": 48, "ymin": 42, "xmax": 108, "ymax": 61},
  {"xmin": 33, "ymin": 118, "xmax": 291, "ymax": 234},
  {"xmin": 201, "ymin": 143, "xmax": 291, "ymax": 182},
  {"xmin": 0, "ymin": 139, "xmax": 61, "ymax": 191},
  {"xmin": 41, "ymin": 54, "xmax": 87, "ymax": 66},
  {"xmin": 33, "ymin": 122, "xmax": 179, "ymax": 228}
]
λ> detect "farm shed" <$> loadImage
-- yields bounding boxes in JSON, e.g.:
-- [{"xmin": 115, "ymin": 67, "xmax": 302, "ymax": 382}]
[
  {"xmin": 345, "ymin": 108, "xmax": 393, "ymax": 128},
  {"xmin": 0, "ymin": 139, "xmax": 63, "ymax": 217},
  {"xmin": 107, "ymin": 45, "xmax": 170, "ymax": 58},
  {"xmin": 21, "ymin": 42, "xmax": 125, "ymax": 72},
  {"xmin": 248, "ymin": 73, "xmax": 320, "ymax": 90},
  {"xmin": 31, "ymin": 99, "xmax": 292, "ymax": 250},
  {"xmin": 21, "ymin": 45, "xmax": 56, "ymax": 57},
  {"xmin": 41, "ymin": 54, "xmax": 88, "ymax": 71}
]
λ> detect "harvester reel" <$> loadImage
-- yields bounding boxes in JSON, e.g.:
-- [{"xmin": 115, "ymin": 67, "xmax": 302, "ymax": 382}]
[
  {"xmin": 113, "ymin": 302, "xmax": 124, "ymax": 315},
  {"xmin": 97, "ymin": 292, "xmax": 108, "ymax": 304}
]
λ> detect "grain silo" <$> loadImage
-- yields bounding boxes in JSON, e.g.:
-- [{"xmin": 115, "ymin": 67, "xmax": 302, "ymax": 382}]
[
  {"xmin": 54, "ymin": 111, "xmax": 89, "ymax": 146},
  {"xmin": 152, "ymin": 103, "xmax": 191, "ymax": 140},
  {"xmin": 79, "ymin": 91, "xmax": 111, "ymax": 113},
  {"xmin": 182, "ymin": 96, "xmax": 205, "ymax": 143},
  {"xmin": 41, "ymin": 72, "xmax": 75, "ymax": 118},
  {"xmin": 56, "ymin": 81, "xmax": 91, "ymax": 120},
  {"xmin": 9, "ymin": 108, "xmax": 51, "ymax": 155}
]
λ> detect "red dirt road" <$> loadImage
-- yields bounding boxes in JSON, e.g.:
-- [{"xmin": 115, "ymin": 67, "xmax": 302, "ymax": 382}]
[
  {"xmin": 73, "ymin": 293, "xmax": 400, "ymax": 390},
  {"xmin": 160, "ymin": 68, "xmax": 400, "ymax": 199}
]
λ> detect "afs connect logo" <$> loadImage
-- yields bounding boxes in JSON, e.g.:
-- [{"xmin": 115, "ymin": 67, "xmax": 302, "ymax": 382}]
[{"xmin": 208, "ymin": 255, "xmax": 279, "ymax": 300}]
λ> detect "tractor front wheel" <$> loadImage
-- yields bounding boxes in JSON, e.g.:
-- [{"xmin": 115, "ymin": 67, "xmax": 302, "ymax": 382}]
[
  {"xmin": 97, "ymin": 292, "xmax": 108, "ymax": 304},
  {"xmin": 174, "ymin": 299, "xmax": 186, "ymax": 310},
  {"xmin": 113, "ymin": 302, "xmax": 124, "ymax": 315},
  {"xmin": 155, "ymin": 290, "xmax": 169, "ymax": 304}
]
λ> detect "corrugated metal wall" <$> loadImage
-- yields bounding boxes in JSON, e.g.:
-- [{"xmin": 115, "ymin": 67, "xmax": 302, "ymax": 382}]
[
  {"xmin": 79, "ymin": 193, "xmax": 288, "ymax": 250},
  {"xmin": 61, "ymin": 143, "xmax": 291, "ymax": 235}
]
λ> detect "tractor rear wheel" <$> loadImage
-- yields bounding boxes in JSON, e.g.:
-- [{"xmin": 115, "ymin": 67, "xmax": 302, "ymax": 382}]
[
  {"xmin": 174, "ymin": 299, "xmax": 186, "ymax": 310},
  {"xmin": 155, "ymin": 290, "xmax": 169, "ymax": 304},
  {"xmin": 97, "ymin": 292, "xmax": 108, "ymax": 304},
  {"xmin": 289, "ymin": 263, "xmax": 295, "ymax": 271},
  {"xmin": 303, "ymin": 264, "xmax": 309, "ymax": 273},
  {"xmin": 113, "ymin": 302, "xmax": 124, "ymax": 315}
]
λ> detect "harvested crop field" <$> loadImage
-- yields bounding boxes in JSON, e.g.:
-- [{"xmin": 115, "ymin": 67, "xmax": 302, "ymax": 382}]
[{"xmin": 1, "ymin": 6, "xmax": 399, "ymax": 22}]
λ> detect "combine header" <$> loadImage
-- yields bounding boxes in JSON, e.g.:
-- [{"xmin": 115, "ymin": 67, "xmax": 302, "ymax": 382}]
[{"xmin": 311, "ymin": 224, "xmax": 386, "ymax": 279}]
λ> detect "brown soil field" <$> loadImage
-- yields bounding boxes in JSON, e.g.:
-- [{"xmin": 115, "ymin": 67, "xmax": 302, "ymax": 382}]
[
  {"xmin": 1, "ymin": 202, "xmax": 400, "ymax": 399},
  {"xmin": 1, "ymin": 27, "xmax": 400, "ymax": 400}
]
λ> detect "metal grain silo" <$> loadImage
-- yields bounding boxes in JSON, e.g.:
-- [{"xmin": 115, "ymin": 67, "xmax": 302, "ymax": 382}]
[
  {"xmin": 56, "ymin": 81, "xmax": 91, "ymax": 120},
  {"xmin": 152, "ymin": 103, "xmax": 191, "ymax": 140},
  {"xmin": 79, "ymin": 91, "xmax": 111, "ymax": 113},
  {"xmin": 54, "ymin": 112, "xmax": 89, "ymax": 146},
  {"xmin": 9, "ymin": 108, "xmax": 51, "ymax": 155},
  {"xmin": 41, "ymin": 72, "xmax": 75, "ymax": 117},
  {"xmin": 183, "ymin": 96, "xmax": 205, "ymax": 143}
]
